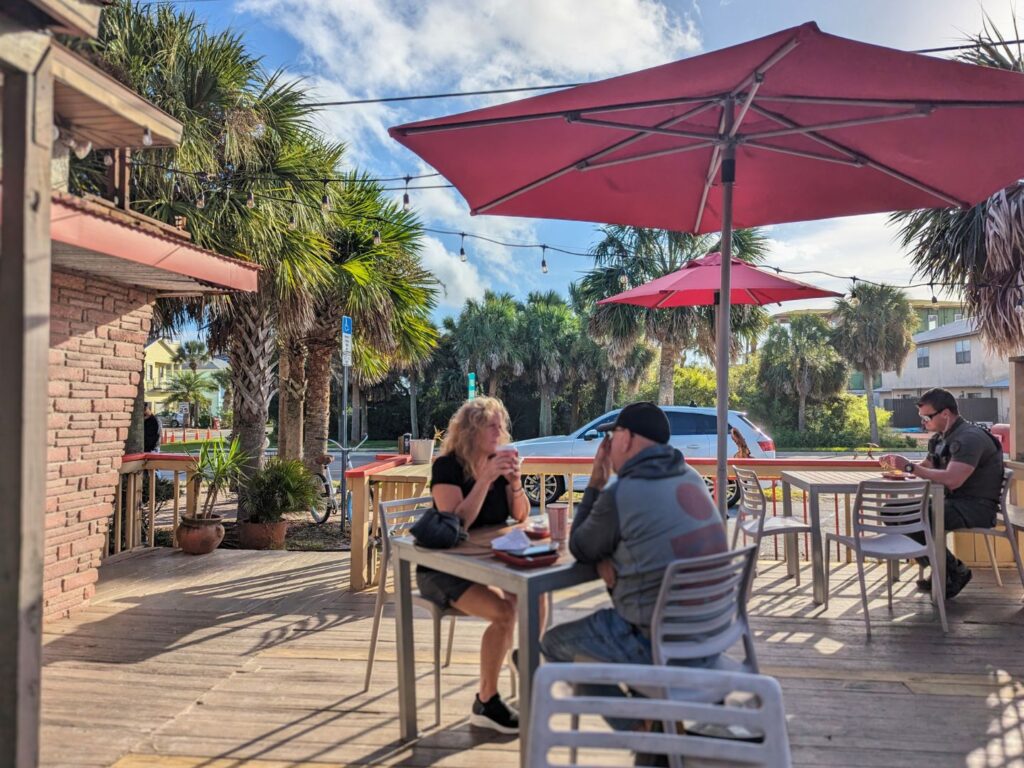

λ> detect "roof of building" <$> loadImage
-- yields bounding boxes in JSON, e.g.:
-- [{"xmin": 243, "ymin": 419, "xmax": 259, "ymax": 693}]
[{"xmin": 912, "ymin": 317, "xmax": 977, "ymax": 344}]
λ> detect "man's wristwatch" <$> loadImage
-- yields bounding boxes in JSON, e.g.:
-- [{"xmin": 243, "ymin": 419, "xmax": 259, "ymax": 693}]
[{"xmin": 904, "ymin": 462, "xmax": 915, "ymax": 474}]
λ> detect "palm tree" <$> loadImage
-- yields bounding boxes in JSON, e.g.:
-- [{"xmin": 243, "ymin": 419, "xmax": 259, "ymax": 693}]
[
  {"xmin": 163, "ymin": 371, "xmax": 217, "ymax": 428},
  {"xmin": 451, "ymin": 292, "xmax": 524, "ymax": 398},
  {"xmin": 890, "ymin": 20, "xmax": 1024, "ymax": 355},
  {"xmin": 520, "ymin": 292, "xmax": 579, "ymax": 436},
  {"xmin": 757, "ymin": 315, "xmax": 848, "ymax": 433},
  {"xmin": 79, "ymin": 3, "xmax": 342, "ymax": 485},
  {"xmin": 574, "ymin": 226, "xmax": 770, "ymax": 405},
  {"xmin": 173, "ymin": 340, "xmax": 210, "ymax": 373},
  {"xmin": 832, "ymin": 283, "xmax": 918, "ymax": 443}
]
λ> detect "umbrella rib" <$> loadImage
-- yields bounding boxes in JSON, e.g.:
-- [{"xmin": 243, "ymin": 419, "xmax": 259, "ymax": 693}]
[
  {"xmin": 476, "ymin": 101, "xmax": 719, "ymax": 213},
  {"xmin": 741, "ymin": 141, "xmax": 866, "ymax": 167},
  {"xmin": 742, "ymin": 108, "xmax": 931, "ymax": 141},
  {"xmin": 694, "ymin": 31, "xmax": 803, "ymax": 232},
  {"xmin": 757, "ymin": 95, "xmax": 1024, "ymax": 110},
  {"xmin": 748, "ymin": 103, "xmax": 968, "ymax": 207},
  {"xmin": 580, "ymin": 140, "xmax": 718, "ymax": 171},
  {"xmin": 569, "ymin": 115, "xmax": 720, "ymax": 142}
]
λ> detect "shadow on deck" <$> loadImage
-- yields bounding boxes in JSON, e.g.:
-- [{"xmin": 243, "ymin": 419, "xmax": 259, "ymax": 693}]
[{"xmin": 40, "ymin": 548, "xmax": 1024, "ymax": 767}]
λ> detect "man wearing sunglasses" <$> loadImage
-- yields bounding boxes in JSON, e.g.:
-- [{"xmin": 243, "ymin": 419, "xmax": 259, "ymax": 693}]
[{"xmin": 881, "ymin": 388, "xmax": 1004, "ymax": 599}]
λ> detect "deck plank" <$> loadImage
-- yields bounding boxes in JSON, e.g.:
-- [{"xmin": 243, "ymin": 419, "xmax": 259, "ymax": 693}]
[{"xmin": 40, "ymin": 549, "xmax": 1024, "ymax": 767}]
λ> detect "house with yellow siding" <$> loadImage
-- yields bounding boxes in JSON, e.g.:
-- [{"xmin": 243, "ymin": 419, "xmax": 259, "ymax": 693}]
[{"xmin": 144, "ymin": 338, "xmax": 182, "ymax": 412}]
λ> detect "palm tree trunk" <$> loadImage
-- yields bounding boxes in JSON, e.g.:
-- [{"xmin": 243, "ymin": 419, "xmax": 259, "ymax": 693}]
[
  {"xmin": 409, "ymin": 374, "xmax": 420, "ymax": 439},
  {"xmin": 797, "ymin": 392, "xmax": 807, "ymax": 433},
  {"xmin": 487, "ymin": 376, "xmax": 499, "ymax": 398},
  {"xmin": 302, "ymin": 337, "xmax": 333, "ymax": 474},
  {"xmin": 865, "ymin": 366, "xmax": 879, "ymax": 444},
  {"xmin": 539, "ymin": 382, "xmax": 553, "ymax": 436},
  {"xmin": 604, "ymin": 376, "xmax": 615, "ymax": 411},
  {"xmin": 657, "ymin": 343, "xmax": 679, "ymax": 406},
  {"xmin": 229, "ymin": 294, "xmax": 277, "ymax": 489},
  {"xmin": 279, "ymin": 340, "xmax": 306, "ymax": 460}
]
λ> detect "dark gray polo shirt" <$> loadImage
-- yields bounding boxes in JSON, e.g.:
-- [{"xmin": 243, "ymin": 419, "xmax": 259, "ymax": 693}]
[{"xmin": 926, "ymin": 417, "xmax": 1003, "ymax": 505}]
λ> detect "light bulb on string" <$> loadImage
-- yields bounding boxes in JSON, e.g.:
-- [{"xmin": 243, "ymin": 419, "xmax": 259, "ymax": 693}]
[
  {"xmin": 173, "ymin": 182, "xmax": 182, "ymax": 199},
  {"xmin": 246, "ymin": 190, "xmax": 256, "ymax": 209},
  {"xmin": 930, "ymin": 283, "xmax": 938, "ymax": 304},
  {"xmin": 142, "ymin": 127, "xmax": 153, "ymax": 147},
  {"xmin": 619, "ymin": 271, "xmax": 628, "ymax": 287},
  {"xmin": 103, "ymin": 152, "xmax": 114, "ymax": 168},
  {"xmin": 373, "ymin": 229, "xmax": 382, "ymax": 246},
  {"xmin": 541, "ymin": 245, "xmax": 549, "ymax": 274},
  {"xmin": 402, "ymin": 176, "xmax": 411, "ymax": 211},
  {"xmin": 195, "ymin": 189, "xmax": 206, "ymax": 209},
  {"xmin": 459, "ymin": 233, "xmax": 467, "ymax": 262},
  {"xmin": 289, "ymin": 201, "xmax": 298, "ymax": 230},
  {"xmin": 72, "ymin": 138, "xmax": 92, "ymax": 160},
  {"xmin": 849, "ymin": 277, "xmax": 858, "ymax": 301},
  {"xmin": 321, "ymin": 180, "xmax": 331, "ymax": 213}
]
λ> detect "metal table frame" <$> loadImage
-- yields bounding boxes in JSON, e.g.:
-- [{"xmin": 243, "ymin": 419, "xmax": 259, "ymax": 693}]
[
  {"xmin": 392, "ymin": 530, "xmax": 597, "ymax": 768},
  {"xmin": 779, "ymin": 470, "xmax": 946, "ymax": 604}
]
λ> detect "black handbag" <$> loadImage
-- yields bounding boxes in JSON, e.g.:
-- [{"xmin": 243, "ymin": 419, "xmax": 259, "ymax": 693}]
[{"xmin": 409, "ymin": 507, "xmax": 467, "ymax": 549}]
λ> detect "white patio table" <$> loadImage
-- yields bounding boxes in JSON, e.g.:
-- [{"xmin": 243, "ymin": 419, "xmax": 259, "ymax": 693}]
[
  {"xmin": 779, "ymin": 469, "xmax": 946, "ymax": 604},
  {"xmin": 391, "ymin": 524, "xmax": 597, "ymax": 768}
]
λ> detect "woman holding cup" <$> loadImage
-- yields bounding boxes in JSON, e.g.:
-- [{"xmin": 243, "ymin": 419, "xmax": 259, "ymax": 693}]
[{"xmin": 420, "ymin": 397, "xmax": 529, "ymax": 733}]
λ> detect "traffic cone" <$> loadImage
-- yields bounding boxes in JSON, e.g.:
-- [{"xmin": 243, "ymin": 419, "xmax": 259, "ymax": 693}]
[{"xmin": 169, "ymin": 432, "xmax": 175, "ymax": 443}]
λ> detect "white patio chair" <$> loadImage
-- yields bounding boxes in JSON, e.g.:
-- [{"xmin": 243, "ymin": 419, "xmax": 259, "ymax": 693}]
[
  {"xmin": 363, "ymin": 495, "xmax": 517, "ymax": 725},
  {"xmin": 652, "ymin": 544, "xmax": 760, "ymax": 674},
  {"xmin": 530, "ymin": 663, "xmax": 792, "ymax": 768},
  {"xmin": 955, "ymin": 469, "xmax": 1024, "ymax": 590},
  {"xmin": 731, "ymin": 467, "xmax": 814, "ymax": 588},
  {"xmin": 825, "ymin": 479, "xmax": 948, "ymax": 638}
]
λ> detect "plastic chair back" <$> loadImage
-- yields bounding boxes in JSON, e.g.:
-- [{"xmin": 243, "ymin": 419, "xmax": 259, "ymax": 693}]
[
  {"xmin": 852, "ymin": 480, "xmax": 931, "ymax": 541},
  {"xmin": 378, "ymin": 495, "xmax": 435, "ymax": 569},
  {"xmin": 529, "ymin": 663, "xmax": 792, "ymax": 767},
  {"xmin": 651, "ymin": 545, "xmax": 758, "ymax": 671}
]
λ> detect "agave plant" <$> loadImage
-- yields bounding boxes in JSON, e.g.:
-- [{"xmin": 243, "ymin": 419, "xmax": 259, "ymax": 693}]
[{"xmin": 193, "ymin": 438, "xmax": 248, "ymax": 519}]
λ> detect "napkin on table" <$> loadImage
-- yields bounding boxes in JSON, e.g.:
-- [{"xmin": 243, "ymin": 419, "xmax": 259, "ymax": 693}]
[{"xmin": 490, "ymin": 529, "xmax": 531, "ymax": 552}]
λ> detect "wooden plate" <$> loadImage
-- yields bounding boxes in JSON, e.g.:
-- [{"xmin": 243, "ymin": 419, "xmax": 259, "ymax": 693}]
[
  {"xmin": 881, "ymin": 471, "xmax": 911, "ymax": 480},
  {"xmin": 493, "ymin": 549, "xmax": 560, "ymax": 569}
]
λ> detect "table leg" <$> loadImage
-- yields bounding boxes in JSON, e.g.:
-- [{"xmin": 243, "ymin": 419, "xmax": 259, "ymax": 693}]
[
  {"xmin": 782, "ymin": 482, "xmax": 797, "ymax": 579},
  {"xmin": 809, "ymin": 491, "xmax": 825, "ymax": 604},
  {"xmin": 933, "ymin": 490, "xmax": 946, "ymax": 603},
  {"xmin": 516, "ymin": 583, "xmax": 541, "ymax": 768},
  {"xmin": 394, "ymin": 553, "xmax": 418, "ymax": 741}
]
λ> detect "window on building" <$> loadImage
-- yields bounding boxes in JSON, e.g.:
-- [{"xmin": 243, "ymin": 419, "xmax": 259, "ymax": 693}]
[
  {"xmin": 954, "ymin": 312, "xmax": 964, "ymax": 322},
  {"xmin": 955, "ymin": 339, "xmax": 971, "ymax": 364},
  {"xmin": 917, "ymin": 346, "xmax": 930, "ymax": 368},
  {"xmin": 147, "ymin": 364, "xmax": 153, "ymax": 380},
  {"xmin": 927, "ymin": 314, "xmax": 938, "ymax": 330}
]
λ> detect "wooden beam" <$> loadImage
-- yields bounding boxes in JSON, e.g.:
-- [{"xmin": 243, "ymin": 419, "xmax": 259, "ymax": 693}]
[
  {"xmin": 0, "ymin": 14, "xmax": 51, "ymax": 73},
  {"xmin": 0, "ymin": 42, "xmax": 53, "ymax": 767},
  {"xmin": 25, "ymin": 0, "xmax": 101, "ymax": 37}
]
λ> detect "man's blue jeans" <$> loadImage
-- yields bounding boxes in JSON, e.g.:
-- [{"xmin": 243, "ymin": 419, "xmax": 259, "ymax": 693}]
[{"xmin": 541, "ymin": 608, "xmax": 713, "ymax": 731}]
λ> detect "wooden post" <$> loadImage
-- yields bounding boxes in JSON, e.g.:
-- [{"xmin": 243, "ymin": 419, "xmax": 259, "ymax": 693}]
[
  {"xmin": 1010, "ymin": 357, "xmax": 1024, "ymax": 463},
  {"xmin": 0, "ymin": 31, "xmax": 53, "ymax": 768},
  {"xmin": 350, "ymin": 474, "xmax": 369, "ymax": 591}
]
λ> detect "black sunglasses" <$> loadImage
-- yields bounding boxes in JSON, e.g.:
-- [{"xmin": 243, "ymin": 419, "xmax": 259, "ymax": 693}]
[{"xmin": 919, "ymin": 410, "xmax": 940, "ymax": 423}]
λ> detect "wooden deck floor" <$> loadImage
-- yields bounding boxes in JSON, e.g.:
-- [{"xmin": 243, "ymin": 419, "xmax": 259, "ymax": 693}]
[{"xmin": 41, "ymin": 548, "xmax": 1024, "ymax": 767}]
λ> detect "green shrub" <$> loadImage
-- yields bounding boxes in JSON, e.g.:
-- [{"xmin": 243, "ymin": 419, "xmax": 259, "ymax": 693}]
[{"xmin": 240, "ymin": 458, "xmax": 322, "ymax": 523}]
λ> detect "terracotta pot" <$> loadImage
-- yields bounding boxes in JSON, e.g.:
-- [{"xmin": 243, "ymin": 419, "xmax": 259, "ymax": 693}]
[
  {"xmin": 177, "ymin": 515, "xmax": 225, "ymax": 555},
  {"xmin": 238, "ymin": 520, "xmax": 289, "ymax": 550}
]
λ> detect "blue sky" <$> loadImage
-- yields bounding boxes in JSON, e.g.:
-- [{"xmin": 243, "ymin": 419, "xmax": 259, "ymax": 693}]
[{"xmin": 173, "ymin": 0, "xmax": 1019, "ymax": 323}]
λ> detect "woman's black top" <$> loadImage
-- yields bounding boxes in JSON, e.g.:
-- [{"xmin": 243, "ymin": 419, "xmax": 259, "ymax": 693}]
[{"xmin": 431, "ymin": 452, "xmax": 510, "ymax": 528}]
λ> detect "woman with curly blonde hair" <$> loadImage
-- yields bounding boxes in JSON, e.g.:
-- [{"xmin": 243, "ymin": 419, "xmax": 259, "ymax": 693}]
[{"xmin": 419, "ymin": 397, "xmax": 529, "ymax": 733}]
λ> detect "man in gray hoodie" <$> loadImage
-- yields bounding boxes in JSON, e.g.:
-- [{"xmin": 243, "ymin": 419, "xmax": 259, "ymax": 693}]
[{"xmin": 540, "ymin": 401, "xmax": 728, "ymax": 675}]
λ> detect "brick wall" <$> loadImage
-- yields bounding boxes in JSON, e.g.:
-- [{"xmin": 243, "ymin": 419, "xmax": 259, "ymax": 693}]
[{"xmin": 46, "ymin": 269, "xmax": 154, "ymax": 620}]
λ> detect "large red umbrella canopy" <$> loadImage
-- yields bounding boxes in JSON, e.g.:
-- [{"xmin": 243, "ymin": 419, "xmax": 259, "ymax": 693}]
[
  {"xmin": 390, "ymin": 21, "xmax": 1024, "ymax": 233},
  {"xmin": 598, "ymin": 252, "xmax": 843, "ymax": 308}
]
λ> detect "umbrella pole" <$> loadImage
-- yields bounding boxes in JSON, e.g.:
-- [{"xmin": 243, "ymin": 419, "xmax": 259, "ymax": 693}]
[{"xmin": 715, "ymin": 133, "xmax": 736, "ymax": 522}]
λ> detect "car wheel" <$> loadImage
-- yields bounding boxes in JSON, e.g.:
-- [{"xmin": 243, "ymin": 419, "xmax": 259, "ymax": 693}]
[
  {"xmin": 702, "ymin": 476, "xmax": 740, "ymax": 508},
  {"xmin": 522, "ymin": 474, "xmax": 565, "ymax": 506}
]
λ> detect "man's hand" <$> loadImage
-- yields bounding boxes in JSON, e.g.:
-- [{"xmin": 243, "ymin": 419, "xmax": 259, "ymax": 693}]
[
  {"xmin": 596, "ymin": 559, "xmax": 617, "ymax": 589},
  {"xmin": 879, "ymin": 453, "xmax": 909, "ymax": 471},
  {"xmin": 589, "ymin": 435, "xmax": 613, "ymax": 489}
]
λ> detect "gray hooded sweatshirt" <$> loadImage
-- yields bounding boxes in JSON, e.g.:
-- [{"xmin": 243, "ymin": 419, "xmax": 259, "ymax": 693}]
[{"xmin": 569, "ymin": 444, "xmax": 728, "ymax": 634}]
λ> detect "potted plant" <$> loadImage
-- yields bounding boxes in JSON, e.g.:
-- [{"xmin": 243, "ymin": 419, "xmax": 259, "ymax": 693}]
[
  {"xmin": 177, "ymin": 438, "xmax": 247, "ymax": 555},
  {"xmin": 410, "ymin": 427, "xmax": 445, "ymax": 465},
  {"xmin": 238, "ymin": 458, "xmax": 322, "ymax": 549}
]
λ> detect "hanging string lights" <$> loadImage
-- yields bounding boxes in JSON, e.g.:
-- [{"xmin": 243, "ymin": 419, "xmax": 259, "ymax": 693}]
[
  {"xmin": 459, "ymin": 232, "xmax": 467, "ymax": 262},
  {"xmin": 541, "ymin": 245, "xmax": 549, "ymax": 274}
]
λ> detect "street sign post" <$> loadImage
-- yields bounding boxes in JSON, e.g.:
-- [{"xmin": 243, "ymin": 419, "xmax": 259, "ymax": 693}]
[
  {"xmin": 340, "ymin": 316, "xmax": 353, "ymax": 526},
  {"xmin": 468, "ymin": 372, "xmax": 476, "ymax": 400}
]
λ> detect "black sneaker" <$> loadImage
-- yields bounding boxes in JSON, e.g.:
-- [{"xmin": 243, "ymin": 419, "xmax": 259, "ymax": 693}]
[
  {"xmin": 470, "ymin": 693, "xmax": 519, "ymax": 734},
  {"xmin": 916, "ymin": 577, "xmax": 932, "ymax": 592},
  {"xmin": 945, "ymin": 568, "xmax": 973, "ymax": 599}
]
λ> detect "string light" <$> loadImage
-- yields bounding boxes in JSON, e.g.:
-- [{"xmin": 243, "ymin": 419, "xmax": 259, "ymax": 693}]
[
  {"xmin": 372, "ymin": 229, "xmax": 382, "ymax": 246},
  {"xmin": 195, "ymin": 189, "xmax": 206, "ymax": 209},
  {"xmin": 246, "ymin": 190, "xmax": 256, "ymax": 209},
  {"xmin": 459, "ymin": 232, "xmax": 467, "ymax": 262},
  {"xmin": 173, "ymin": 181, "xmax": 182, "ymax": 199},
  {"xmin": 849, "ymin": 277, "xmax": 858, "ymax": 300},
  {"xmin": 541, "ymin": 245, "xmax": 549, "ymax": 274},
  {"xmin": 402, "ymin": 175, "xmax": 411, "ymax": 211},
  {"xmin": 930, "ymin": 282, "xmax": 938, "ymax": 303},
  {"xmin": 103, "ymin": 152, "xmax": 114, "ymax": 168},
  {"xmin": 619, "ymin": 271, "xmax": 628, "ymax": 286},
  {"xmin": 142, "ymin": 127, "xmax": 153, "ymax": 147}
]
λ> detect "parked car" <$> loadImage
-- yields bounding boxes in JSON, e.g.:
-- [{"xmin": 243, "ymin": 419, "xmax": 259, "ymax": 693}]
[{"xmin": 512, "ymin": 406, "xmax": 775, "ymax": 508}]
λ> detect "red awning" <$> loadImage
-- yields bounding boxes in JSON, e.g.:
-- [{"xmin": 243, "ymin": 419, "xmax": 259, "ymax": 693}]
[{"xmin": 48, "ymin": 193, "xmax": 259, "ymax": 294}]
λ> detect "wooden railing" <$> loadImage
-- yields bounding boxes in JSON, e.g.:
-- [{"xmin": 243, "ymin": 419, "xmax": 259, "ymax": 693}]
[
  {"xmin": 345, "ymin": 454, "xmax": 1024, "ymax": 591},
  {"xmin": 110, "ymin": 453, "xmax": 198, "ymax": 557}
]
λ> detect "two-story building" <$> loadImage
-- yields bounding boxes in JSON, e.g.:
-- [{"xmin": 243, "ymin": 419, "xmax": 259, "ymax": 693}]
[{"xmin": 144, "ymin": 337, "xmax": 230, "ymax": 420}]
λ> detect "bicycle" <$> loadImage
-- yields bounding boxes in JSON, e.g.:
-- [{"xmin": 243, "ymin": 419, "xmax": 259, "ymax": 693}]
[{"xmin": 310, "ymin": 434, "xmax": 368, "ymax": 525}]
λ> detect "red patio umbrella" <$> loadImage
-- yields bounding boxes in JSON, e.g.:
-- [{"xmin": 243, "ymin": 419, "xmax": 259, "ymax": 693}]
[
  {"xmin": 390, "ymin": 21, "xmax": 1024, "ymax": 513},
  {"xmin": 598, "ymin": 251, "xmax": 842, "ymax": 308}
]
